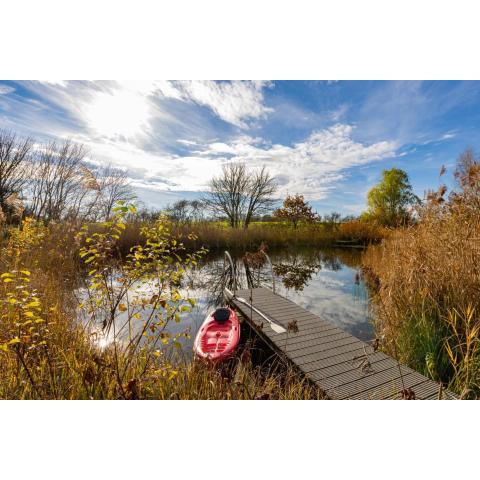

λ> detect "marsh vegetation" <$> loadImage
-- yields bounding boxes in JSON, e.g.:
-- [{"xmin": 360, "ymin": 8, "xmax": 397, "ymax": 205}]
[{"xmin": 363, "ymin": 149, "xmax": 480, "ymax": 398}]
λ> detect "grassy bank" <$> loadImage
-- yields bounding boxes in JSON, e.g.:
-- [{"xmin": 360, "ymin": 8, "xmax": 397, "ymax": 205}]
[
  {"xmin": 114, "ymin": 219, "xmax": 387, "ymax": 255},
  {"xmin": 363, "ymin": 193, "xmax": 480, "ymax": 398},
  {"xmin": 0, "ymin": 212, "xmax": 322, "ymax": 400}
]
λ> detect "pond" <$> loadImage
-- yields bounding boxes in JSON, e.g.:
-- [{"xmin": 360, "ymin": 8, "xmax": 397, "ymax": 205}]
[
  {"xmin": 177, "ymin": 246, "xmax": 374, "ymax": 351},
  {"xmin": 82, "ymin": 246, "xmax": 374, "ymax": 355}
]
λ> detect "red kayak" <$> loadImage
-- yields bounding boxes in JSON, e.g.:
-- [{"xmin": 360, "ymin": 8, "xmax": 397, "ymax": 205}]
[{"xmin": 193, "ymin": 307, "xmax": 240, "ymax": 361}]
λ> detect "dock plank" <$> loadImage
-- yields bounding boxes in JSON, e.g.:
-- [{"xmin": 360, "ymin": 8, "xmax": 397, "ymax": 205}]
[{"xmin": 227, "ymin": 287, "xmax": 457, "ymax": 400}]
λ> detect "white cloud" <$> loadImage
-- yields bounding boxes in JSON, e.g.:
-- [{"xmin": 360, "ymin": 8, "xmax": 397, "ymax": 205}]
[
  {"xmin": 0, "ymin": 84, "xmax": 15, "ymax": 94},
  {"xmin": 24, "ymin": 80, "xmax": 271, "ymax": 141},
  {"xmin": 18, "ymin": 81, "xmax": 179, "ymax": 142},
  {"xmin": 177, "ymin": 139, "xmax": 199, "ymax": 146},
  {"xmin": 68, "ymin": 134, "xmax": 223, "ymax": 193},
  {"xmin": 63, "ymin": 123, "xmax": 395, "ymax": 201},
  {"xmin": 440, "ymin": 132, "xmax": 456, "ymax": 140},
  {"xmin": 329, "ymin": 103, "xmax": 348, "ymax": 122},
  {"xmin": 191, "ymin": 124, "xmax": 397, "ymax": 199},
  {"xmin": 39, "ymin": 80, "xmax": 69, "ymax": 87},
  {"xmin": 157, "ymin": 80, "xmax": 272, "ymax": 128}
]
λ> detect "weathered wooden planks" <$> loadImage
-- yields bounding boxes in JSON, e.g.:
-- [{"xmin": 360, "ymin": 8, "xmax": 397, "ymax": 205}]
[{"xmin": 226, "ymin": 287, "xmax": 456, "ymax": 400}]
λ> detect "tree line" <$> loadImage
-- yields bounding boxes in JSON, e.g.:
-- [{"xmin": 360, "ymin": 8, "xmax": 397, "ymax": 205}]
[
  {"xmin": 134, "ymin": 163, "xmax": 328, "ymax": 228},
  {"xmin": 157, "ymin": 163, "xmax": 347, "ymax": 229}
]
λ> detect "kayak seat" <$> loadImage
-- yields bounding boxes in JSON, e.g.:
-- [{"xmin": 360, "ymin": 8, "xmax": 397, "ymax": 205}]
[{"xmin": 213, "ymin": 308, "xmax": 231, "ymax": 323}]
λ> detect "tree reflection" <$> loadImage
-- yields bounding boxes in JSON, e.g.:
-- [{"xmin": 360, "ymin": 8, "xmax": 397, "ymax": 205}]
[
  {"xmin": 198, "ymin": 257, "xmax": 242, "ymax": 308},
  {"xmin": 190, "ymin": 251, "xmax": 273, "ymax": 309},
  {"xmin": 270, "ymin": 248, "xmax": 364, "ymax": 292},
  {"xmin": 318, "ymin": 251, "xmax": 342, "ymax": 271},
  {"xmin": 273, "ymin": 258, "xmax": 320, "ymax": 291},
  {"xmin": 183, "ymin": 246, "xmax": 366, "ymax": 307}
]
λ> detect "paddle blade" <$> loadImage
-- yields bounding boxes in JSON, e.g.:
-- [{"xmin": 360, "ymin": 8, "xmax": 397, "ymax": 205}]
[{"xmin": 270, "ymin": 322, "xmax": 287, "ymax": 334}]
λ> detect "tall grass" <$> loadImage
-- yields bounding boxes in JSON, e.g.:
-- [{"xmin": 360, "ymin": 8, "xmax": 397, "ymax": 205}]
[{"xmin": 363, "ymin": 179, "xmax": 480, "ymax": 398}]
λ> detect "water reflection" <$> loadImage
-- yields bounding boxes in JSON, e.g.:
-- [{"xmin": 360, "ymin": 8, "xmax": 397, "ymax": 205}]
[
  {"xmin": 81, "ymin": 247, "xmax": 374, "ymax": 357},
  {"xmin": 180, "ymin": 247, "xmax": 374, "ymax": 345},
  {"xmin": 273, "ymin": 256, "xmax": 320, "ymax": 292},
  {"xmin": 267, "ymin": 248, "xmax": 372, "ymax": 340}
]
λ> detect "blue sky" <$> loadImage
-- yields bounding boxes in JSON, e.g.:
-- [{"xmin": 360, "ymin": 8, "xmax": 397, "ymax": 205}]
[{"xmin": 0, "ymin": 80, "xmax": 479, "ymax": 215}]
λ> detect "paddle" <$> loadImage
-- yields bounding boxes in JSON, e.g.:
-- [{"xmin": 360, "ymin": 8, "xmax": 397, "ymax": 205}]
[{"xmin": 224, "ymin": 288, "xmax": 287, "ymax": 334}]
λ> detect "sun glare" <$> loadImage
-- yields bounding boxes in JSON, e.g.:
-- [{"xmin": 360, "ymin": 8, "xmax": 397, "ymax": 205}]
[{"xmin": 84, "ymin": 87, "xmax": 151, "ymax": 139}]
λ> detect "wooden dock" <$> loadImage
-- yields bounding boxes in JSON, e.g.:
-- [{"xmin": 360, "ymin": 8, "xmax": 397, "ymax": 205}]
[{"xmin": 226, "ymin": 287, "xmax": 456, "ymax": 400}]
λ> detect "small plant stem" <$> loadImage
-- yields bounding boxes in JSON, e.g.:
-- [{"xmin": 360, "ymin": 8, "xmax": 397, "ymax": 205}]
[{"xmin": 16, "ymin": 347, "xmax": 41, "ymax": 398}]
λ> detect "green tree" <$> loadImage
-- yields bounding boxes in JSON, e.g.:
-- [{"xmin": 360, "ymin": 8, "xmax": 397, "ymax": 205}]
[{"xmin": 364, "ymin": 168, "xmax": 418, "ymax": 226}]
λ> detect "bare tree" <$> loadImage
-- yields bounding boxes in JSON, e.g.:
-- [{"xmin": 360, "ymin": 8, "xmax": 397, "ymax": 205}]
[
  {"xmin": 0, "ymin": 130, "xmax": 32, "ymax": 214},
  {"xmin": 189, "ymin": 199, "xmax": 206, "ymax": 222},
  {"xmin": 244, "ymin": 166, "xmax": 277, "ymax": 228},
  {"xmin": 205, "ymin": 163, "xmax": 277, "ymax": 228},
  {"xmin": 206, "ymin": 163, "xmax": 249, "ymax": 228},
  {"xmin": 164, "ymin": 199, "xmax": 207, "ymax": 223},
  {"xmin": 165, "ymin": 199, "xmax": 190, "ymax": 223},
  {"xmin": 96, "ymin": 164, "xmax": 135, "ymax": 220},
  {"xmin": 324, "ymin": 211, "xmax": 341, "ymax": 231},
  {"xmin": 29, "ymin": 140, "xmax": 91, "ymax": 222}
]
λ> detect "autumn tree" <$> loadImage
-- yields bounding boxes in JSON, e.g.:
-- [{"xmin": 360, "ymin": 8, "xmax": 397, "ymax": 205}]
[
  {"xmin": 363, "ymin": 167, "xmax": 419, "ymax": 226},
  {"xmin": 273, "ymin": 194, "xmax": 318, "ymax": 229}
]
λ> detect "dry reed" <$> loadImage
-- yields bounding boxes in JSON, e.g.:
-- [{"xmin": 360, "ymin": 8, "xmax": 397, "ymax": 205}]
[
  {"xmin": 111, "ymin": 219, "xmax": 387, "ymax": 255},
  {"xmin": 363, "ymin": 165, "xmax": 480, "ymax": 397}
]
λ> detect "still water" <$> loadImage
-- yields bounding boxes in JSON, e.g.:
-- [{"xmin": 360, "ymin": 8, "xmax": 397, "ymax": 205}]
[{"xmin": 178, "ymin": 247, "xmax": 373, "ymax": 349}]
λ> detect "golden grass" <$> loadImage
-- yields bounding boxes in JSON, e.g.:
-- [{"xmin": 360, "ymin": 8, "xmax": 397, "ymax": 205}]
[
  {"xmin": 0, "ymin": 336, "xmax": 324, "ymax": 400},
  {"xmin": 113, "ymin": 219, "xmax": 387, "ymax": 254},
  {"xmin": 363, "ymin": 199, "xmax": 480, "ymax": 398}
]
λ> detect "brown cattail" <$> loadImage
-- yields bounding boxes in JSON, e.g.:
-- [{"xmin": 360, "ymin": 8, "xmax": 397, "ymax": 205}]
[{"xmin": 467, "ymin": 164, "xmax": 480, "ymax": 187}]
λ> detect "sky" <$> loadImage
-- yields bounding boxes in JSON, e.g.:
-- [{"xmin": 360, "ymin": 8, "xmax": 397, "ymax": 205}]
[{"xmin": 0, "ymin": 80, "xmax": 479, "ymax": 215}]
